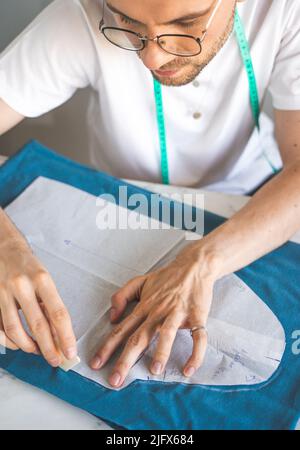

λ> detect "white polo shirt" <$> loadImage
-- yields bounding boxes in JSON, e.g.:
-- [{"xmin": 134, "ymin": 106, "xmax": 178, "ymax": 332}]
[{"xmin": 0, "ymin": 0, "xmax": 299, "ymax": 194}]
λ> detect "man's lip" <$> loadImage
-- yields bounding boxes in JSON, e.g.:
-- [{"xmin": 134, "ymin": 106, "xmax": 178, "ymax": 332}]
[{"xmin": 154, "ymin": 69, "xmax": 179, "ymax": 77}]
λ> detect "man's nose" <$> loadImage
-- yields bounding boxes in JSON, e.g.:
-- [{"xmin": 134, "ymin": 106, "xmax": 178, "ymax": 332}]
[{"xmin": 139, "ymin": 40, "xmax": 174, "ymax": 71}]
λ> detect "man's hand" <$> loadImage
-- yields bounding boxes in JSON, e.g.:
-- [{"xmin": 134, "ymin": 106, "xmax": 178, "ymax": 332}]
[
  {"xmin": 90, "ymin": 244, "xmax": 219, "ymax": 388},
  {"xmin": 0, "ymin": 216, "xmax": 77, "ymax": 366}
]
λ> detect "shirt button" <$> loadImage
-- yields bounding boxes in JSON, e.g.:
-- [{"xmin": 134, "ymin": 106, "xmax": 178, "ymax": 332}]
[
  {"xmin": 193, "ymin": 112, "xmax": 202, "ymax": 120},
  {"xmin": 193, "ymin": 80, "xmax": 200, "ymax": 88}
]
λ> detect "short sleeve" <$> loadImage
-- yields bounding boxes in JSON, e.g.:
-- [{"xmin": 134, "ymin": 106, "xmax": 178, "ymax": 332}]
[
  {"xmin": 0, "ymin": 0, "xmax": 98, "ymax": 117},
  {"xmin": 268, "ymin": 0, "xmax": 300, "ymax": 110}
]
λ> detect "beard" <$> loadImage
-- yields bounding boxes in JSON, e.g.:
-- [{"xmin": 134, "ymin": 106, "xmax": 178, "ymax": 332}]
[{"xmin": 148, "ymin": 7, "xmax": 236, "ymax": 87}]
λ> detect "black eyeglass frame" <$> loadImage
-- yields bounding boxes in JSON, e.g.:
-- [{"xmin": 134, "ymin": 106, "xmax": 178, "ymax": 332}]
[
  {"xmin": 97, "ymin": 0, "xmax": 221, "ymax": 58},
  {"xmin": 99, "ymin": 21, "xmax": 203, "ymax": 57}
]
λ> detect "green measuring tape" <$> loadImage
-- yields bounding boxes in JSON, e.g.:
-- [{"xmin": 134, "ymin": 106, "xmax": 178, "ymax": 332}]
[
  {"xmin": 153, "ymin": 8, "xmax": 279, "ymax": 185},
  {"xmin": 153, "ymin": 78, "xmax": 170, "ymax": 184}
]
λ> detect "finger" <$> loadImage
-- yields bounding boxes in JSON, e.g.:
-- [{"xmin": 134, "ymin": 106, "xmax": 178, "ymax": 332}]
[
  {"xmin": 0, "ymin": 289, "xmax": 38, "ymax": 354},
  {"xmin": 0, "ymin": 313, "xmax": 18, "ymax": 350},
  {"xmin": 150, "ymin": 311, "xmax": 183, "ymax": 376},
  {"xmin": 39, "ymin": 302, "xmax": 57, "ymax": 338},
  {"xmin": 39, "ymin": 303, "xmax": 64, "ymax": 354},
  {"xmin": 183, "ymin": 326, "xmax": 208, "ymax": 377},
  {"xmin": 34, "ymin": 271, "xmax": 77, "ymax": 360},
  {"xmin": 12, "ymin": 276, "xmax": 62, "ymax": 367},
  {"xmin": 110, "ymin": 275, "xmax": 146, "ymax": 322},
  {"xmin": 108, "ymin": 321, "xmax": 156, "ymax": 388},
  {"xmin": 90, "ymin": 302, "xmax": 147, "ymax": 370}
]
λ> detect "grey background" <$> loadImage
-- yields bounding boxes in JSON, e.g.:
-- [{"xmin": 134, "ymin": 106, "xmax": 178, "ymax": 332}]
[
  {"xmin": 0, "ymin": 0, "xmax": 274, "ymax": 162},
  {"xmin": 0, "ymin": 0, "xmax": 91, "ymax": 163},
  {"xmin": 0, "ymin": 0, "xmax": 51, "ymax": 50}
]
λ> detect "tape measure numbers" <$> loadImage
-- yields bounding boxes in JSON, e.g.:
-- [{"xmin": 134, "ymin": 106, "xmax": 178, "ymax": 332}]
[{"xmin": 234, "ymin": 10, "xmax": 278, "ymax": 175}]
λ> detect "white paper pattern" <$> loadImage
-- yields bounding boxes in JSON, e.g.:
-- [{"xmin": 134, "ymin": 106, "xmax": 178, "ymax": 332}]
[{"xmin": 5, "ymin": 177, "xmax": 285, "ymax": 390}]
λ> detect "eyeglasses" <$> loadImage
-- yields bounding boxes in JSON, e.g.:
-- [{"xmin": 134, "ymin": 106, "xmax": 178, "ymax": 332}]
[{"xmin": 99, "ymin": 0, "xmax": 222, "ymax": 57}]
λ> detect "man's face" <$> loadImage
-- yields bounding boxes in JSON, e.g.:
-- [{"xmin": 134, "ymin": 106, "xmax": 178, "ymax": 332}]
[{"xmin": 105, "ymin": 0, "xmax": 237, "ymax": 86}]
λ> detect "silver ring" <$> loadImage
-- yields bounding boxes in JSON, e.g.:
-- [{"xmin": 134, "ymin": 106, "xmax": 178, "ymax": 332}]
[{"xmin": 190, "ymin": 326, "xmax": 207, "ymax": 337}]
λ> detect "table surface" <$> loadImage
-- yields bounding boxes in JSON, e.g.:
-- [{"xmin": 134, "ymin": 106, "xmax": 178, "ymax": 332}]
[{"xmin": 0, "ymin": 155, "xmax": 299, "ymax": 430}]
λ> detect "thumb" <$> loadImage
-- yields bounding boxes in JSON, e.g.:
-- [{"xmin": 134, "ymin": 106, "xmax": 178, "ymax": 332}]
[{"xmin": 110, "ymin": 275, "xmax": 146, "ymax": 322}]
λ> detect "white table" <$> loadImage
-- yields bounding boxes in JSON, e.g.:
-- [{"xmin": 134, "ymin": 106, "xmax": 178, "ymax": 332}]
[{"xmin": 0, "ymin": 155, "xmax": 299, "ymax": 430}]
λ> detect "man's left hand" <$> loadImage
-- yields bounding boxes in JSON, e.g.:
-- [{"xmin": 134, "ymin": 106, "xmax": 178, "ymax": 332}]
[{"xmin": 90, "ymin": 244, "xmax": 219, "ymax": 388}]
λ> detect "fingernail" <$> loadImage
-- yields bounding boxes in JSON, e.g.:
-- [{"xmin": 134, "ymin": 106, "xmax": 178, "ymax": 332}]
[
  {"xmin": 90, "ymin": 356, "xmax": 103, "ymax": 369},
  {"xmin": 66, "ymin": 347, "xmax": 77, "ymax": 360},
  {"xmin": 151, "ymin": 361, "xmax": 162, "ymax": 375},
  {"xmin": 49, "ymin": 358, "xmax": 61, "ymax": 367},
  {"xmin": 184, "ymin": 366, "xmax": 195, "ymax": 377},
  {"xmin": 110, "ymin": 372, "xmax": 121, "ymax": 386}
]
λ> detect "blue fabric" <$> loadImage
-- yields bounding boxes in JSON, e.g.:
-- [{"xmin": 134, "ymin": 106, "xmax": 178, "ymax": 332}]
[{"xmin": 0, "ymin": 140, "xmax": 299, "ymax": 430}]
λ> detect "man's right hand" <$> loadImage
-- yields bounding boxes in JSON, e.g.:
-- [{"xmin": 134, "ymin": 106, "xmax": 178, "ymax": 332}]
[{"xmin": 0, "ymin": 210, "xmax": 77, "ymax": 366}]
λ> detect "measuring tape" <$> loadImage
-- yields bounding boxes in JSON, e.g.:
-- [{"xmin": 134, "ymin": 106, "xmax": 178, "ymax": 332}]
[
  {"xmin": 153, "ymin": 78, "xmax": 170, "ymax": 185},
  {"xmin": 153, "ymin": 8, "xmax": 279, "ymax": 185},
  {"xmin": 234, "ymin": 9, "xmax": 279, "ymax": 175}
]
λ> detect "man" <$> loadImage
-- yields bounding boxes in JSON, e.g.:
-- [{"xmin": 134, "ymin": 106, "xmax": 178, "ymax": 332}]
[{"xmin": 0, "ymin": 0, "xmax": 299, "ymax": 389}]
